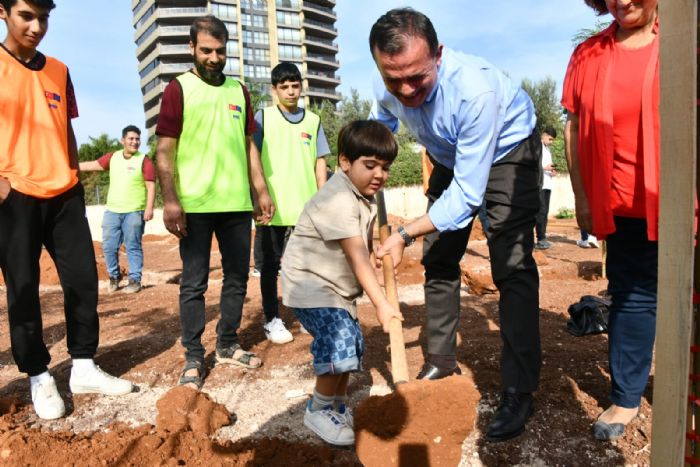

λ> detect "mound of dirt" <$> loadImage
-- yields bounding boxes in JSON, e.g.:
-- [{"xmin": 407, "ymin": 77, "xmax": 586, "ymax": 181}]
[
  {"xmin": 0, "ymin": 389, "xmax": 359, "ymax": 466},
  {"xmin": 156, "ymin": 386, "xmax": 231, "ymax": 435},
  {"xmin": 355, "ymin": 375, "xmax": 480, "ymax": 467}
]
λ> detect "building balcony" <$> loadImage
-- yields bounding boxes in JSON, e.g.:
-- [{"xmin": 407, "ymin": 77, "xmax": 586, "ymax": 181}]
[
  {"xmin": 145, "ymin": 100, "xmax": 162, "ymax": 126},
  {"xmin": 136, "ymin": 25, "xmax": 191, "ymax": 60},
  {"xmin": 142, "ymin": 82, "xmax": 168, "ymax": 108},
  {"xmin": 302, "ymin": 18, "xmax": 337, "ymax": 38},
  {"xmin": 303, "ymin": 35, "xmax": 337, "ymax": 53},
  {"xmin": 305, "ymin": 53, "xmax": 339, "ymax": 70},
  {"xmin": 302, "ymin": 1, "xmax": 336, "ymax": 21},
  {"xmin": 134, "ymin": 7, "xmax": 207, "ymax": 42},
  {"xmin": 275, "ymin": 0, "xmax": 301, "ymax": 10},
  {"xmin": 306, "ymin": 85, "xmax": 341, "ymax": 101},
  {"xmin": 306, "ymin": 69, "xmax": 340, "ymax": 84},
  {"xmin": 140, "ymin": 61, "xmax": 192, "ymax": 88}
]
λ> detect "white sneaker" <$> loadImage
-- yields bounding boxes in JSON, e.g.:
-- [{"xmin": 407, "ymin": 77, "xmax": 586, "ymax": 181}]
[
  {"xmin": 576, "ymin": 240, "xmax": 590, "ymax": 248},
  {"xmin": 337, "ymin": 404, "xmax": 353, "ymax": 429},
  {"xmin": 31, "ymin": 376, "xmax": 65, "ymax": 420},
  {"xmin": 264, "ymin": 317, "xmax": 294, "ymax": 344},
  {"xmin": 588, "ymin": 235, "xmax": 600, "ymax": 248},
  {"xmin": 304, "ymin": 402, "xmax": 355, "ymax": 446},
  {"xmin": 69, "ymin": 365, "xmax": 133, "ymax": 396},
  {"xmin": 250, "ymin": 268, "xmax": 261, "ymax": 278}
]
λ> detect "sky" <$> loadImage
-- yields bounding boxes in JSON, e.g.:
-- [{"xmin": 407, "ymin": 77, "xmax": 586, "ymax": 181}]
[{"xmin": 1, "ymin": 1, "xmax": 602, "ymax": 146}]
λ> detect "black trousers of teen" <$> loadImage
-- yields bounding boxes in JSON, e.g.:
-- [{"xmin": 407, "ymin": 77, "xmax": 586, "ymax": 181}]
[
  {"xmin": 0, "ymin": 183, "xmax": 99, "ymax": 376},
  {"xmin": 256, "ymin": 225, "xmax": 292, "ymax": 322},
  {"xmin": 422, "ymin": 132, "xmax": 542, "ymax": 393}
]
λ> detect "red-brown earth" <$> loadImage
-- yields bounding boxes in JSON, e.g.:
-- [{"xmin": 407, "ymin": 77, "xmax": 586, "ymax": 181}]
[{"xmin": 0, "ymin": 218, "xmax": 653, "ymax": 466}]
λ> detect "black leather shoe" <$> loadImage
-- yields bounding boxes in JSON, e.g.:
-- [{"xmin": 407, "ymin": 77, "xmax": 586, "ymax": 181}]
[
  {"xmin": 416, "ymin": 363, "xmax": 461, "ymax": 380},
  {"xmin": 485, "ymin": 388, "xmax": 534, "ymax": 442}
]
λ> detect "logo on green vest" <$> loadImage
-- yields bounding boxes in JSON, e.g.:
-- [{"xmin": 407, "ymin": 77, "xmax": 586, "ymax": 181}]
[
  {"xmin": 228, "ymin": 103, "xmax": 242, "ymax": 119},
  {"xmin": 301, "ymin": 131, "xmax": 312, "ymax": 146}
]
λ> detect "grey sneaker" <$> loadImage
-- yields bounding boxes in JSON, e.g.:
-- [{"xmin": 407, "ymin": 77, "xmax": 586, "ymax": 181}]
[
  {"xmin": 108, "ymin": 277, "xmax": 120, "ymax": 293},
  {"xmin": 124, "ymin": 279, "xmax": 142, "ymax": 294}
]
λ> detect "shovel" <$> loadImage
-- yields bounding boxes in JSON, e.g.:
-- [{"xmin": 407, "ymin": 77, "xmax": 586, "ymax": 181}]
[{"xmin": 375, "ymin": 190, "xmax": 410, "ymax": 384}]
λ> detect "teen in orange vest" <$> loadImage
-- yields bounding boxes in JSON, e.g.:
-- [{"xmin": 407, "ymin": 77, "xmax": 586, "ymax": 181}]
[{"xmin": 0, "ymin": 0, "xmax": 133, "ymax": 421}]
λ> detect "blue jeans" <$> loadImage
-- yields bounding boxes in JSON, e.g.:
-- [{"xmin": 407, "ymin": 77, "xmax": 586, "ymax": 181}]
[
  {"xmin": 101, "ymin": 210, "xmax": 145, "ymax": 282},
  {"xmin": 606, "ymin": 217, "xmax": 657, "ymax": 408}
]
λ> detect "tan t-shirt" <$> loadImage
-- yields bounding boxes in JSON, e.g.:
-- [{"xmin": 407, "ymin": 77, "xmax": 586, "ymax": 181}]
[{"xmin": 281, "ymin": 170, "xmax": 377, "ymax": 318}]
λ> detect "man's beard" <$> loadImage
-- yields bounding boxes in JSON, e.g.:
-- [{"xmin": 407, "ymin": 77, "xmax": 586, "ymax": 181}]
[{"xmin": 194, "ymin": 60, "xmax": 225, "ymax": 84}]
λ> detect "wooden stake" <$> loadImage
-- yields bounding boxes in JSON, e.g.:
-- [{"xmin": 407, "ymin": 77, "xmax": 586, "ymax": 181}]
[{"xmin": 650, "ymin": 1, "xmax": 697, "ymax": 465}]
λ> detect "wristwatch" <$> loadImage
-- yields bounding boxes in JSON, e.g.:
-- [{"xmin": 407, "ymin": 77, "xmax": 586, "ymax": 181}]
[{"xmin": 397, "ymin": 225, "xmax": 415, "ymax": 247}]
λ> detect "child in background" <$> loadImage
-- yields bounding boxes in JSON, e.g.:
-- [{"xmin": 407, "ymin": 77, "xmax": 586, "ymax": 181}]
[{"xmin": 281, "ymin": 120, "xmax": 402, "ymax": 446}]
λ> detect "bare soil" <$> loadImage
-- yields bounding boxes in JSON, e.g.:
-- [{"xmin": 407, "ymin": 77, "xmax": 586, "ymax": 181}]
[{"xmin": 0, "ymin": 218, "xmax": 653, "ymax": 466}]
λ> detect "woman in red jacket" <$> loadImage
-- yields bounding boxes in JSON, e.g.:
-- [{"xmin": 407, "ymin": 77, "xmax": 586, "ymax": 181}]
[{"xmin": 562, "ymin": 0, "xmax": 659, "ymax": 441}]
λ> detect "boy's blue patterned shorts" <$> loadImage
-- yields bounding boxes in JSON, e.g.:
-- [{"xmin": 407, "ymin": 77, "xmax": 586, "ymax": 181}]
[{"xmin": 292, "ymin": 307, "xmax": 364, "ymax": 375}]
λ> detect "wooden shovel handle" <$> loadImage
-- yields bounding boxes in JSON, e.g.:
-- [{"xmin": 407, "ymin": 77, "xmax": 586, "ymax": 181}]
[{"xmin": 376, "ymin": 191, "xmax": 409, "ymax": 384}]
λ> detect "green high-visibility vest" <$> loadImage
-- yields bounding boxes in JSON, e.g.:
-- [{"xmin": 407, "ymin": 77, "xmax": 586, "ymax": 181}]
[
  {"xmin": 106, "ymin": 150, "xmax": 147, "ymax": 213},
  {"xmin": 260, "ymin": 106, "xmax": 320, "ymax": 226},
  {"xmin": 175, "ymin": 72, "xmax": 252, "ymax": 213}
]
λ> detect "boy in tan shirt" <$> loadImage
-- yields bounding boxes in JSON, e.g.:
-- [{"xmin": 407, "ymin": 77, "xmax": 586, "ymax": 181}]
[{"xmin": 281, "ymin": 120, "xmax": 402, "ymax": 446}]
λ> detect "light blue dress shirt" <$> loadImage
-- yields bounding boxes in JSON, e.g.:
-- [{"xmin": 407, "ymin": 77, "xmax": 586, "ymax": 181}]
[{"xmin": 369, "ymin": 47, "xmax": 536, "ymax": 232}]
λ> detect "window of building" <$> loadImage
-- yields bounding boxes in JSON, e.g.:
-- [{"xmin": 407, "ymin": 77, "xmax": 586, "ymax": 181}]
[
  {"xmin": 278, "ymin": 44, "xmax": 301, "ymax": 60},
  {"xmin": 275, "ymin": 0, "xmax": 300, "ymax": 9},
  {"xmin": 135, "ymin": 22, "xmax": 157, "ymax": 46},
  {"xmin": 276, "ymin": 11, "xmax": 300, "ymax": 27},
  {"xmin": 211, "ymin": 3, "xmax": 238, "ymax": 19},
  {"xmin": 225, "ymin": 59, "xmax": 241, "ymax": 75},
  {"xmin": 244, "ymin": 64, "xmax": 271, "ymax": 79},
  {"xmin": 241, "ymin": 13, "xmax": 266, "ymax": 28},
  {"xmin": 240, "ymin": 0, "xmax": 267, "ymax": 10},
  {"xmin": 277, "ymin": 27, "xmax": 300, "ymax": 42},
  {"xmin": 139, "ymin": 58, "xmax": 160, "ymax": 78},
  {"xmin": 243, "ymin": 30, "xmax": 269, "ymax": 45},
  {"xmin": 223, "ymin": 21, "xmax": 238, "ymax": 37},
  {"xmin": 142, "ymin": 77, "xmax": 163, "ymax": 95},
  {"xmin": 243, "ymin": 47, "xmax": 270, "ymax": 62},
  {"xmin": 135, "ymin": 5, "xmax": 156, "ymax": 30},
  {"xmin": 227, "ymin": 40, "xmax": 240, "ymax": 56}
]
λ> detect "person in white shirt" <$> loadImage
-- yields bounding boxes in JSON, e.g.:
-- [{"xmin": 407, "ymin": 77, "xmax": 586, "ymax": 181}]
[{"xmin": 535, "ymin": 127, "xmax": 557, "ymax": 249}]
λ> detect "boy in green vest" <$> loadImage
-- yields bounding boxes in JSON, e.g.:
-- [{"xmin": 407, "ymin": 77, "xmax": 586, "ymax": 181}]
[
  {"xmin": 253, "ymin": 62, "xmax": 330, "ymax": 344},
  {"xmin": 80, "ymin": 125, "xmax": 156, "ymax": 294}
]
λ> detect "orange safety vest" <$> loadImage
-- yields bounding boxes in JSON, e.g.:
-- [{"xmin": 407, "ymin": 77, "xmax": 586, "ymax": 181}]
[{"xmin": 0, "ymin": 48, "xmax": 77, "ymax": 198}]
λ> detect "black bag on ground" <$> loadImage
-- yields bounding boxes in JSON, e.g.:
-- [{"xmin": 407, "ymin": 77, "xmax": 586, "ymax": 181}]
[{"xmin": 566, "ymin": 295, "xmax": 610, "ymax": 336}]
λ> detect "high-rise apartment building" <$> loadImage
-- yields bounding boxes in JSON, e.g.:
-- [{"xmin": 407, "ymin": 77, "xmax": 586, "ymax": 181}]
[{"xmin": 132, "ymin": 0, "xmax": 341, "ymax": 135}]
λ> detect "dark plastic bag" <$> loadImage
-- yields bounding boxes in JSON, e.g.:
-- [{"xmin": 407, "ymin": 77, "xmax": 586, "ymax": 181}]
[{"xmin": 566, "ymin": 295, "xmax": 610, "ymax": 336}]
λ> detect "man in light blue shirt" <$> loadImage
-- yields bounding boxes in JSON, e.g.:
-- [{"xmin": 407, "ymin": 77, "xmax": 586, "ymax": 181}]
[{"xmin": 371, "ymin": 8, "xmax": 542, "ymax": 442}]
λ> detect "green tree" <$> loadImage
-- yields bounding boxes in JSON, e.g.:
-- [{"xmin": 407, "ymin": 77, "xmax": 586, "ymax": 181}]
[
  {"xmin": 78, "ymin": 133, "xmax": 121, "ymax": 205},
  {"xmin": 310, "ymin": 88, "xmax": 420, "ymax": 185},
  {"xmin": 571, "ymin": 19, "xmax": 612, "ymax": 47},
  {"xmin": 247, "ymin": 81, "xmax": 271, "ymax": 111},
  {"xmin": 520, "ymin": 77, "xmax": 567, "ymax": 171}
]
